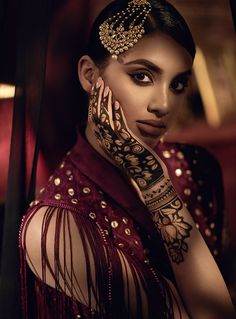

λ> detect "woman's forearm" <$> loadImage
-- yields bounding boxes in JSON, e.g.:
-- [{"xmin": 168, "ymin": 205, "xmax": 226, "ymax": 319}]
[
  {"xmin": 87, "ymin": 77, "xmax": 235, "ymax": 318},
  {"xmin": 145, "ymin": 183, "xmax": 235, "ymax": 318}
]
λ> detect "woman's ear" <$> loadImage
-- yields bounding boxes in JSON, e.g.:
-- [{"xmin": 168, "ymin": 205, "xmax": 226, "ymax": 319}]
[{"xmin": 78, "ymin": 55, "xmax": 99, "ymax": 93}]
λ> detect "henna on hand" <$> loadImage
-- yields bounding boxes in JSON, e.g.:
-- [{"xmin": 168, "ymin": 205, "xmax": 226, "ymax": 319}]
[
  {"xmin": 88, "ymin": 77, "xmax": 193, "ymax": 264},
  {"xmin": 88, "ymin": 77, "xmax": 165, "ymax": 190}
]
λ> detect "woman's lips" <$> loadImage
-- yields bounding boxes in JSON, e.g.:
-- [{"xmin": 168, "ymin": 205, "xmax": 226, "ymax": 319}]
[{"xmin": 136, "ymin": 120, "xmax": 167, "ymax": 137}]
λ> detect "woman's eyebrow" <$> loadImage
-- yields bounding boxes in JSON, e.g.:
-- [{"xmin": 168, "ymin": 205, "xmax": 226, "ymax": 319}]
[
  {"xmin": 123, "ymin": 59, "xmax": 192, "ymax": 78},
  {"xmin": 175, "ymin": 70, "xmax": 192, "ymax": 78},
  {"xmin": 123, "ymin": 59, "xmax": 164, "ymax": 74}
]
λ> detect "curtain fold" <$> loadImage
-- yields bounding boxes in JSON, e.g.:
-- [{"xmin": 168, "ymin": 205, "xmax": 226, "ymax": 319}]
[
  {"xmin": 0, "ymin": 1, "xmax": 111, "ymax": 318},
  {"xmin": 0, "ymin": 0, "xmax": 52, "ymax": 317},
  {"xmin": 230, "ymin": 0, "xmax": 236, "ymax": 31}
]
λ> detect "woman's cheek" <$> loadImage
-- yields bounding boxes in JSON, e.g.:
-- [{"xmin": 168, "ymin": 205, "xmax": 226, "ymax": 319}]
[{"xmin": 113, "ymin": 89, "xmax": 138, "ymax": 113}]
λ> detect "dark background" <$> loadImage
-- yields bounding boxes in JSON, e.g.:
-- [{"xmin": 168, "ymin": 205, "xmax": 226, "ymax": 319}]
[{"xmin": 0, "ymin": 0, "xmax": 235, "ymax": 317}]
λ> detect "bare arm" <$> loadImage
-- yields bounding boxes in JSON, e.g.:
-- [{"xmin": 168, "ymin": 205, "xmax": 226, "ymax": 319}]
[
  {"xmin": 149, "ymin": 191, "xmax": 235, "ymax": 318},
  {"xmin": 21, "ymin": 205, "xmax": 189, "ymax": 318},
  {"xmin": 88, "ymin": 77, "xmax": 236, "ymax": 318}
]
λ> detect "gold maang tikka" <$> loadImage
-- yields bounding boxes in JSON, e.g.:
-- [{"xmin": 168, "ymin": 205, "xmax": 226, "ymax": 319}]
[{"xmin": 99, "ymin": 0, "xmax": 152, "ymax": 60}]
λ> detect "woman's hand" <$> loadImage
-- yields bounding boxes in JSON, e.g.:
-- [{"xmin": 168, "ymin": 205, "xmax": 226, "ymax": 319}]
[
  {"xmin": 88, "ymin": 78, "xmax": 236, "ymax": 319},
  {"xmin": 88, "ymin": 77, "xmax": 194, "ymax": 263},
  {"xmin": 88, "ymin": 77, "xmax": 170, "ymax": 199}
]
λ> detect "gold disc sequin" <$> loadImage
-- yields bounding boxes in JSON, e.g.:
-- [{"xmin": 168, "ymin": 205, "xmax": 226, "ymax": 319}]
[
  {"xmin": 54, "ymin": 194, "xmax": 61, "ymax": 200},
  {"xmin": 111, "ymin": 221, "xmax": 119, "ymax": 228},
  {"xmin": 54, "ymin": 178, "xmax": 61, "ymax": 186},
  {"xmin": 101, "ymin": 201, "xmax": 107, "ymax": 209},
  {"xmin": 83, "ymin": 187, "xmax": 91, "ymax": 194}
]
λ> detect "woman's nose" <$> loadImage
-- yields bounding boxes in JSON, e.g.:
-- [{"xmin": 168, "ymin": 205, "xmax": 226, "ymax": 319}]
[{"xmin": 147, "ymin": 84, "xmax": 169, "ymax": 117}]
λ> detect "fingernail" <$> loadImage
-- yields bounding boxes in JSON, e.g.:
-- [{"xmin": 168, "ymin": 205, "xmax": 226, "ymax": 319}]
[
  {"xmin": 96, "ymin": 77, "xmax": 102, "ymax": 88},
  {"xmin": 114, "ymin": 101, "xmax": 120, "ymax": 110},
  {"xmin": 103, "ymin": 86, "xmax": 109, "ymax": 97}
]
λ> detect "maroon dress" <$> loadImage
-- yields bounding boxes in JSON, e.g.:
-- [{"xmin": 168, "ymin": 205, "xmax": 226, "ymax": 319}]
[{"xmin": 20, "ymin": 131, "xmax": 224, "ymax": 319}]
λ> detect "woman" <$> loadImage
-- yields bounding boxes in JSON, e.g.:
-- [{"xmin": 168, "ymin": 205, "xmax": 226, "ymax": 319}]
[{"xmin": 20, "ymin": 0, "xmax": 235, "ymax": 318}]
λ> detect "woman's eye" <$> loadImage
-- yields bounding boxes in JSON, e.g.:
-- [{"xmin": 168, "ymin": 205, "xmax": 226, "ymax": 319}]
[
  {"xmin": 171, "ymin": 79, "xmax": 188, "ymax": 94},
  {"xmin": 130, "ymin": 72, "xmax": 152, "ymax": 84}
]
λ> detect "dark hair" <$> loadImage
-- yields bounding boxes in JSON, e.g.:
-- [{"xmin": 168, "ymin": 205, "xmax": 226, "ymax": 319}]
[{"xmin": 86, "ymin": 0, "xmax": 196, "ymax": 66}]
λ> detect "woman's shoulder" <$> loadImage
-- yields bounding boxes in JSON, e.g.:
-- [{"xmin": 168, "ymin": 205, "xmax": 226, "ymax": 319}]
[
  {"xmin": 23, "ymin": 149, "xmax": 116, "ymax": 243},
  {"xmin": 159, "ymin": 141, "xmax": 217, "ymax": 162},
  {"xmin": 156, "ymin": 141, "xmax": 224, "ymax": 256},
  {"xmin": 29, "ymin": 151, "xmax": 100, "ymax": 213},
  {"xmin": 157, "ymin": 141, "xmax": 224, "ymax": 205},
  {"xmin": 176, "ymin": 142, "xmax": 219, "ymax": 165},
  {"xmin": 157, "ymin": 141, "xmax": 223, "ymax": 179}
]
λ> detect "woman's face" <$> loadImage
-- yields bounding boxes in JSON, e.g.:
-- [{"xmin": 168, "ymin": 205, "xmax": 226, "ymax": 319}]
[{"xmin": 99, "ymin": 31, "xmax": 193, "ymax": 148}]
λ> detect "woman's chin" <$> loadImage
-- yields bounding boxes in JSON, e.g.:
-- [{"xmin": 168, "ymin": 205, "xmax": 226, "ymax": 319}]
[
  {"xmin": 145, "ymin": 137, "xmax": 160, "ymax": 149},
  {"xmin": 136, "ymin": 133, "xmax": 160, "ymax": 149},
  {"xmin": 131, "ymin": 125, "xmax": 165, "ymax": 149}
]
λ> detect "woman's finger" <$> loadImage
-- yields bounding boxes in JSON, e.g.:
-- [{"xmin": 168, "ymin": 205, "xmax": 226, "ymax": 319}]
[
  {"xmin": 101, "ymin": 87, "xmax": 115, "ymax": 130},
  {"xmin": 88, "ymin": 85, "xmax": 94, "ymax": 122},
  {"xmin": 91, "ymin": 77, "xmax": 104, "ymax": 122},
  {"xmin": 97, "ymin": 78, "xmax": 104, "ymax": 118},
  {"xmin": 113, "ymin": 100, "xmax": 132, "ymax": 141},
  {"xmin": 100, "ymin": 87, "xmax": 109, "ymax": 124}
]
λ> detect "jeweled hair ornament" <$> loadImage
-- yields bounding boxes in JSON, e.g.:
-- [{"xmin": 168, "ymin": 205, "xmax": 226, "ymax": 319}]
[{"xmin": 99, "ymin": 0, "xmax": 152, "ymax": 60}]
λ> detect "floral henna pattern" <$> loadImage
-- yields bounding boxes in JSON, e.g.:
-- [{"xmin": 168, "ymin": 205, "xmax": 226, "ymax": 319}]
[
  {"xmin": 152, "ymin": 197, "xmax": 193, "ymax": 264},
  {"xmin": 89, "ymin": 79, "xmax": 193, "ymax": 264},
  {"xmin": 89, "ymin": 80, "xmax": 164, "ymax": 191}
]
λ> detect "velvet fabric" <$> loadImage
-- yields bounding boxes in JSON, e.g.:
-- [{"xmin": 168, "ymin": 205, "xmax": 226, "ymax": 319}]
[{"xmin": 20, "ymin": 130, "xmax": 224, "ymax": 318}]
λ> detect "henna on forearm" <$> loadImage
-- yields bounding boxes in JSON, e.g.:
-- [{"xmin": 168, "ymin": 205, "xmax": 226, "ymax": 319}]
[
  {"xmin": 141, "ymin": 177, "xmax": 193, "ymax": 264},
  {"xmin": 150, "ymin": 193, "xmax": 193, "ymax": 264},
  {"xmin": 89, "ymin": 78, "xmax": 193, "ymax": 264}
]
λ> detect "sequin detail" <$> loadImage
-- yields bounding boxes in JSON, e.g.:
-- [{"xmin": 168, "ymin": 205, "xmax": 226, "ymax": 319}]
[
  {"xmin": 175, "ymin": 169, "xmax": 182, "ymax": 177},
  {"xmin": 184, "ymin": 188, "xmax": 191, "ymax": 196},
  {"xmin": 195, "ymin": 208, "xmax": 202, "ymax": 216},
  {"xmin": 176, "ymin": 151, "xmax": 184, "ymax": 159},
  {"xmin": 111, "ymin": 221, "xmax": 119, "ymax": 228},
  {"xmin": 162, "ymin": 150, "xmax": 171, "ymax": 159},
  {"xmin": 89, "ymin": 212, "xmax": 96, "ymax": 220},
  {"xmin": 66, "ymin": 170, "xmax": 72, "ymax": 176},
  {"xmin": 125, "ymin": 228, "xmax": 131, "ymax": 235},
  {"xmin": 68, "ymin": 188, "xmax": 75, "ymax": 196},
  {"xmin": 122, "ymin": 217, "xmax": 128, "ymax": 224},
  {"xmin": 83, "ymin": 187, "xmax": 91, "ymax": 194},
  {"xmin": 101, "ymin": 201, "xmax": 107, "ymax": 208},
  {"xmin": 60, "ymin": 161, "xmax": 65, "ymax": 169},
  {"xmin": 54, "ymin": 194, "xmax": 61, "ymax": 200},
  {"xmin": 205, "ymin": 228, "xmax": 212, "ymax": 237},
  {"xmin": 54, "ymin": 178, "xmax": 61, "ymax": 186}
]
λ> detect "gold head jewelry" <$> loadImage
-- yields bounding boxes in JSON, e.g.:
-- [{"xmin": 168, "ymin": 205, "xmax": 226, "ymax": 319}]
[{"xmin": 99, "ymin": 0, "xmax": 152, "ymax": 60}]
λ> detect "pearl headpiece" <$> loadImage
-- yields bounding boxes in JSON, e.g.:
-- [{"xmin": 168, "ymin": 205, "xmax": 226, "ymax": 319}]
[{"xmin": 99, "ymin": 0, "xmax": 152, "ymax": 60}]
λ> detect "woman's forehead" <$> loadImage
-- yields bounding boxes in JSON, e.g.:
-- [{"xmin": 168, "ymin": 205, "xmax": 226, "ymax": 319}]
[{"xmin": 114, "ymin": 32, "xmax": 193, "ymax": 75}]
